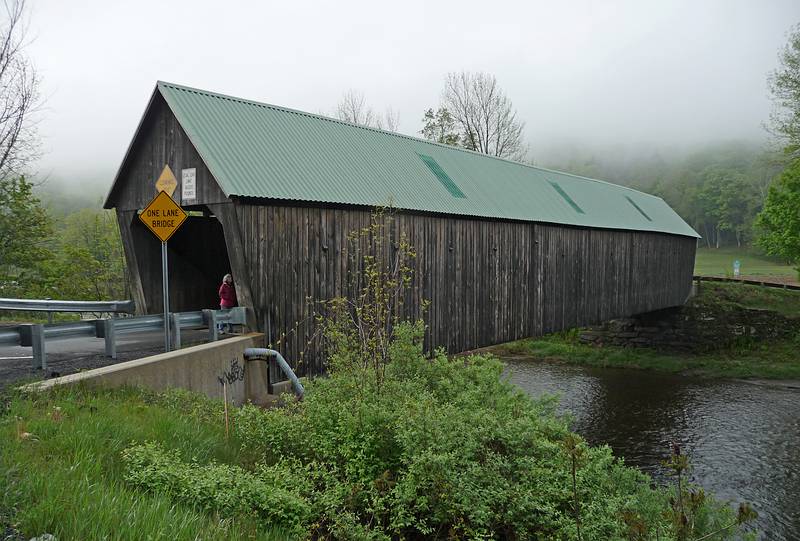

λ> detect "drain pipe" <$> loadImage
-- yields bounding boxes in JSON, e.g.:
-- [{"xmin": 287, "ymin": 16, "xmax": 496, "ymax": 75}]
[{"xmin": 243, "ymin": 348, "xmax": 304, "ymax": 398}]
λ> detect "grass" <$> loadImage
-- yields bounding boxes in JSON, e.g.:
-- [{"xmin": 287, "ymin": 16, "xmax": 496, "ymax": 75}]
[
  {"xmin": 495, "ymin": 331, "xmax": 800, "ymax": 379},
  {"xmin": 494, "ymin": 282, "xmax": 800, "ymax": 379},
  {"xmin": 694, "ymin": 247, "xmax": 796, "ymax": 279},
  {"xmin": 0, "ymin": 385, "xmax": 289, "ymax": 541},
  {"xmin": 697, "ymin": 281, "xmax": 800, "ymax": 318},
  {"xmin": 0, "ymin": 312, "xmax": 81, "ymax": 324}
]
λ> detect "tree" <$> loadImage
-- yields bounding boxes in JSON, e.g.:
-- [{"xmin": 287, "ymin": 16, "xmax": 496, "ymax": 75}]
[
  {"xmin": 48, "ymin": 208, "xmax": 129, "ymax": 301},
  {"xmin": 756, "ymin": 159, "xmax": 800, "ymax": 269},
  {"xmin": 335, "ymin": 89, "xmax": 399, "ymax": 131},
  {"xmin": 0, "ymin": 0, "xmax": 45, "ymax": 297},
  {"xmin": 0, "ymin": 0, "xmax": 39, "ymax": 179},
  {"xmin": 0, "ymin": 176, "xmax": 52, "ymax": 295},
  {"xmin": 768, "ymin": 24, "xmax": 800, "ymax": 154},
  {"xmin": 441, "ymin": 71, "xmax": 526, "ymax": 160},
  {"xmin": 420, "ymin": 107, "xmax": 460, "ymax": 146}
]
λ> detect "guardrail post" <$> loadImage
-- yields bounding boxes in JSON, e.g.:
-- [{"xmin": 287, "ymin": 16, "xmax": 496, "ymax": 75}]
[
  {"xmin": 31, "ymin": 324, "xmax": 45, "ymax": 370},
  {"xmin": 103, "ymin": 318, "xmax": 116, "ymax": 359},
  {"xmin": 204, "ymin": 309, "xmax": 219, "ymax": 342},
  {"xmin": 171, "ymin": 313, "xmax": 181, "ymax": 349}
]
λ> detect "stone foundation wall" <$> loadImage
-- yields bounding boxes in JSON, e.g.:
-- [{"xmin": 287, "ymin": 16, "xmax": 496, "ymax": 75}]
[{"xmin": 579, "ymin": 305, "xmax": 800, "ymax": 352}]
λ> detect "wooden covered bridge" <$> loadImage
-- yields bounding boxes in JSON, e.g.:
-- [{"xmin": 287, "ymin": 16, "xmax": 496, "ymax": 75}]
[{"xmin": 104, "ymin": 82, "xmax": 699, "ymax": 375}]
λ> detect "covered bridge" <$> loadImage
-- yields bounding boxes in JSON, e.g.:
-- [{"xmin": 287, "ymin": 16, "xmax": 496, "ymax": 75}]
[{"xmin": 104, "ymin": 81, "xmax": 699, "ymax": 375}]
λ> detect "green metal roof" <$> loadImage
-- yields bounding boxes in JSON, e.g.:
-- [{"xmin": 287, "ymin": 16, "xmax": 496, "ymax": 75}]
[{"xmin": 128, "ymin": 81, "xmax": 700, "ymax": 238}]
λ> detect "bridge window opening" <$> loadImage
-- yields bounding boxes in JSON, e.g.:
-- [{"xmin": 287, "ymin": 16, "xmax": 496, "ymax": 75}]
[
  {"xmin": 548, "ymin": 181, "xmax": 585, "ymax": 214},
  {"xmin": 130, "ymin": 206, "xmax": 232, "ymax": 313}
]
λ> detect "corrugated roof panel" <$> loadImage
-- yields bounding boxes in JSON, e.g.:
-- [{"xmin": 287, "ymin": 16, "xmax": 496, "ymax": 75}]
[
  {"xmin": 155, "ymin": 81, "xmax": 699, "ymax": 238},
  {"xmin": 418, "ymin": 154, "xmax": 467, "ymax": 198},
  {"xmin": 625, "ymin": 196, "xmax": 653, "ymax": 222}
]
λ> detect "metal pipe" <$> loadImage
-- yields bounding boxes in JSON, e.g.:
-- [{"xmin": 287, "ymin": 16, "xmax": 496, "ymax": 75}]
[
  {"xmin": 243, "ymin": 348, "xmax": 304, "ymax": 398},
  {"xmin": 161, "ymin": 241, "xmax": 170, "ymax": 352}
]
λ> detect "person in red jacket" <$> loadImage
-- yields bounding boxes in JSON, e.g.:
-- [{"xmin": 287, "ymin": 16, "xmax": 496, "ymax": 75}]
[{"xmin": 218, "ymin": 274, "xmax": 237, "ymax": 334}]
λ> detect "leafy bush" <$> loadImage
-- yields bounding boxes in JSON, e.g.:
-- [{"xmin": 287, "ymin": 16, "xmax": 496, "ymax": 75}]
[
  {"xmin": 123, "ymin": 322, "xmax": 745, "ymax": 540},
  {"xmin": 122, "ymin": 442, "xmax": 311, "ymax": 537}
]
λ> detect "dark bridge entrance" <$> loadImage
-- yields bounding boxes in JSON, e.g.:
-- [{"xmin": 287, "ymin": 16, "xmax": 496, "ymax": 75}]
[{"xmin": 129, "ymin": 207, "xmax": 232, "ymax": 313}]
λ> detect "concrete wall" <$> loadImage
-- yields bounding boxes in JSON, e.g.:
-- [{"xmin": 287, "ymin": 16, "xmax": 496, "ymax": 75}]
[{"xmin": 32, "ymin": 333, "xmax": 271, "ymax": 406}]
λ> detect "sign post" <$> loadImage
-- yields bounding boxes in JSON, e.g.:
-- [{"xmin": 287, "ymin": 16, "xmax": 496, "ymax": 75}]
[
  {"xmin": 139, "ymin": 177, "xmax": 188, "ymax": 352},
  {"xmin": 161, "ymin": 241, "xmax": 170, "ymax": 350}
]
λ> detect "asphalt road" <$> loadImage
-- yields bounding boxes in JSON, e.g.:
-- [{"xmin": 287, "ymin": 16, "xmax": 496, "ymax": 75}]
[{"xmin": 0, "ymin": 327, "xmax": 213, "ymax": 390}]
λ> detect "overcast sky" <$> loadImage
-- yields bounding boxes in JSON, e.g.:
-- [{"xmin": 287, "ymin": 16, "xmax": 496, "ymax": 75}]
[{"xmin": 26, "ymin": 0, "xmax": 800, "ymax": 183}]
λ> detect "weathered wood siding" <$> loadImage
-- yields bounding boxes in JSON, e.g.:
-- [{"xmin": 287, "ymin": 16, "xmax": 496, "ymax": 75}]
[
  {"xmin": 234, "ymin": 204, "xmax": 696, "ymax": 376},
  {"xmin": 108, "ymin": 93, "xmax": 226, "ymax": 212}
]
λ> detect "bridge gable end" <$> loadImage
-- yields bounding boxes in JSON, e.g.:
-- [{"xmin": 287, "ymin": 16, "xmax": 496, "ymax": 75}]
[{"xmin": 104, "ymin": 87, "xmax": 227, "ymax": 212}]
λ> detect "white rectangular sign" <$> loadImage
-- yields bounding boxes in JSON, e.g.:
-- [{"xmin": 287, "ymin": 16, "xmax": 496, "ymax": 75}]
[{"xmin": 181, "ymin": 168, "xmax": 196, "ymax": 201}]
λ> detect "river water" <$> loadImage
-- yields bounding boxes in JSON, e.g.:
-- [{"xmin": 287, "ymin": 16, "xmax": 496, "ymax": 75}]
[{"xmin": 502, "ymin": 357, "xmax": 800, "ymax": 540}]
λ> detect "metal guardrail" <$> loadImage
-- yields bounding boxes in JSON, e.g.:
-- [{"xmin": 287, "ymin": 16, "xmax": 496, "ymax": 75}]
[
  {"xmin": 693, "ymin": 275, "xmax": 800, "ymax": 291},
  {"xmin": 0, "ymin": 307, "xmax": 247, "ymax": 371},
  {"xmin": 0, "ymin": 298, "xmax": 136, "ymax": 314}
]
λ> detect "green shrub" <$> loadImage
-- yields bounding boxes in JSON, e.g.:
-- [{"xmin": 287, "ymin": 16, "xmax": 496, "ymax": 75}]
[
  {"xmin": 123, "ymin": 321, "xmax": 745, "ymax": 540},
  {"xmin": 122, "ymin": 442, "xmax": 311, "ymax": 537}
]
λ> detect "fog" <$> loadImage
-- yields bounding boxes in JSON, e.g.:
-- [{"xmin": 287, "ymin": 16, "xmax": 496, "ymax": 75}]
[{"xmin": 26, "ymin": 0, "xmax": 800, "ymax": 186}]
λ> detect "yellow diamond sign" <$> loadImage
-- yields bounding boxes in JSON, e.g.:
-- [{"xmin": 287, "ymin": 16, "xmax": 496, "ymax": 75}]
[
  {"xmin": 139, "ymin": 190, "xmax": 188, "ymax": 243},
  {"xmin": 154, "ymin": 164, "xmax": 178, "ymax": 196}
]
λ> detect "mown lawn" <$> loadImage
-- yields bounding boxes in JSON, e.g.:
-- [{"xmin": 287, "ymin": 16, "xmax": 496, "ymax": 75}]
[{"xmin": 694, "ymin": 247, "xmax": 795, "ymax": 279}]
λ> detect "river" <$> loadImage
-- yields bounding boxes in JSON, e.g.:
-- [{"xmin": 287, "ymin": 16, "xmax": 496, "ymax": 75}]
[{"xmin": 502, "ymin": 356, "xmax": 800, "ymax": 540}]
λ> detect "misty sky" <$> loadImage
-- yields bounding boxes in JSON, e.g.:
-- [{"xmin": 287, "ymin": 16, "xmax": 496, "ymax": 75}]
[{"xmin": 26, "ymin": 0, "xmax": 800, "ymax": 183}]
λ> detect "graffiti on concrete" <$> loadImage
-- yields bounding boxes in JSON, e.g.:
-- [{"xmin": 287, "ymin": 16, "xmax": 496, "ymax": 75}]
[{"xmin": 218, "ymin": 358, "xmax": 245, "ymax": 386}]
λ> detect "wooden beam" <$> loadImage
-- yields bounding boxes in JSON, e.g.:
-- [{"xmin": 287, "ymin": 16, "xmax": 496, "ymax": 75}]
[
  {"xmin": 208, "ymin": 202, "xmax": 256, "ymax": 330},
  {"xmin": 116, "ymin": 210, "xmax": 148, "ymax": 315}
]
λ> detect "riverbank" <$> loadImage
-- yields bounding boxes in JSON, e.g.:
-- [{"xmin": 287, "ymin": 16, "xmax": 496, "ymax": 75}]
[
  {"xmin": 493, "ymin": 282, "xmax": 800, "ymax": 379},
  {"xmin": 0, "ymin": 339, "xmax": 749, "ymax": 540},
  {"xmin": 493, "ymin": 330, "xmax": 800, "ymax": 379}
]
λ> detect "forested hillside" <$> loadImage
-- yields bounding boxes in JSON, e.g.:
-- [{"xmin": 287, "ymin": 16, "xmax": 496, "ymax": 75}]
[
  {"xmin": 540, "ymin": 141, "xmax": 785, "ymax": 249},
  {"xmin": 0, "ymin": 177, "xmax": 128, "ymax": 301}
]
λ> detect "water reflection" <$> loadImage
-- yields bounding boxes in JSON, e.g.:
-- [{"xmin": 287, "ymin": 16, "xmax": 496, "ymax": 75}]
[{"xmin": 503, "ymin": 357, "xmax": 800, "ymax": 540}]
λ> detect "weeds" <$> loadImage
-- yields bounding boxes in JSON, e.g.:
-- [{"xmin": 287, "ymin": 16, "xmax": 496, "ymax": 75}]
[{"xmin": 663, "ymin": 443, "xmax": 757, "ymax": 541}]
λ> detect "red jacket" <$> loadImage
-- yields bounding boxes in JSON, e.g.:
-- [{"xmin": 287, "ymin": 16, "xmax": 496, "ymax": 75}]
[{"xmin": 219, "ymin": 282, "xmax": 237, "ymax": 308}]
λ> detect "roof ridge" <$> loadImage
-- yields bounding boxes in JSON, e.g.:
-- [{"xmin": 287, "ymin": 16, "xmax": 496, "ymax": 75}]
[{"xmin": 156, "ymin": 80, "xmax": 660, "ymax": 200}]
